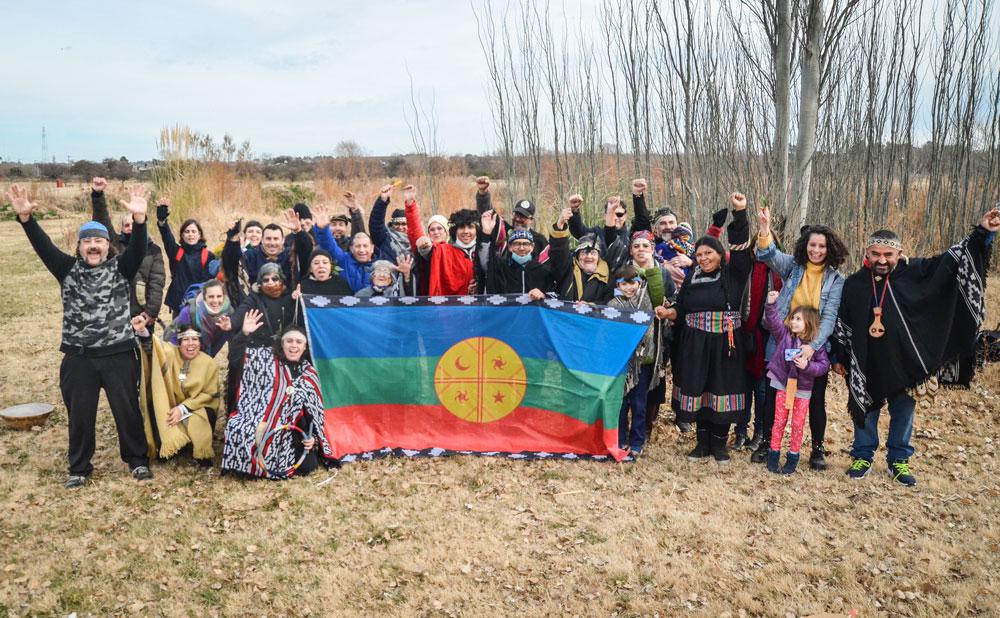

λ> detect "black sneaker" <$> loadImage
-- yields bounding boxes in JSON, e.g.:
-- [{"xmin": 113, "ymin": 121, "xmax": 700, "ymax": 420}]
[
  {"xmin": 676, "ymin": 422, "xmax": 693, "ymax": 434},
  {"xmin": 846, "ymin": 458, "xmax": 872, "ymax": 479},
  {"xmin": 888, "ymin": 460, "xmax": 917, "ymax": 486},
  {"xmin": 131, "ymin": 466, "xmax": 154, "ymax": 482},
  {"xmin": 750, "ymin": 442, "xmax": 769, "ymax": 464},
  {"xmin": 64, "ymin": 475, "xmax": 87, "ymax": 489},
  {"xmin": 747, "ymin": 433, "xmax": 764, "ymax": 452},
  {"xmin": 732, "ymin": 434, "xmax": 748, "ymax": 451}
]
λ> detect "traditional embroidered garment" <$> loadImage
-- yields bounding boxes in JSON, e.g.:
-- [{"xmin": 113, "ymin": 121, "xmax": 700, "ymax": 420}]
[
  {"xmin": 221, "ymin": 347, "xmax": 332, "ymax": 478},
  {"xmin": 670, "ymin": 210, "xmax": 753, "ymax": 424},
  {"xmin": 832, "ymin": 225, "xmax": 993, "ymax": 425},
  {"xmin": 138, "ymin": 337, "xmax": 220, "ymax": 460}
]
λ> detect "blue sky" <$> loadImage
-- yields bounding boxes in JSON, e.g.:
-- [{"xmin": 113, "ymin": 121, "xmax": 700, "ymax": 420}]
[{"xmin": 1, "ymin": 0, "xmax": 507, "ymax": 162}]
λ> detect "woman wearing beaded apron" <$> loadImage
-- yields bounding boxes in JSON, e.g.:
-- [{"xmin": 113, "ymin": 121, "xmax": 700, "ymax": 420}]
[{"xmin": 664, "ymin": 192, "xmax": 753, "ymax": 464}]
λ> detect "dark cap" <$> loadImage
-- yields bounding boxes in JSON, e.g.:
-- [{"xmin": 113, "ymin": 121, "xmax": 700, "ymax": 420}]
[
  {"xmin": 330, "ymin": 213, "xmax": 351, "ymax": 224},
  {"xmin": 513, "ymin": 199, "xmax": 536, "ymax": 218}
]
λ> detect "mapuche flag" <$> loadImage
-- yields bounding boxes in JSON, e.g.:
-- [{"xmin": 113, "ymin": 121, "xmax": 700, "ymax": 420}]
[{"xmin": 302, "ymin": 294, "xmax": 651, "ymax": 462}]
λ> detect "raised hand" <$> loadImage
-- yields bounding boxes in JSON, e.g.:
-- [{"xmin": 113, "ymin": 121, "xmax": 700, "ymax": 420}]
[
  {"xmin": 632, "ymin": 178, "xmax": 647, "ymax": 196},
  {"xmin": 121, "ymin": 185, "xmax": 150, "ymax": 221},
  {"xmin": 980, "ymin": 206, "xmax": 1000, "ymax": 232},
  {"xmin": 227, "ymin": 219, "xmax": 242, "ymax": 240},
  {"xmin": 480, "ymin": 209, "xmax": 497, "ymax": 236},
  {"xmin": 343, "ymin": 191, "xmax": 358, "ymax": 211},
  {"xmin": 283, "ymin": 208, "xmax": 302, "ymax": 233},
  {"xmin": 311, "ymin": 204, "xmax": 331, "ymax": 228},
  {"xmin": 396, "ymin": 253, "xmax": 413, "ymax": 278},
  {"xmin": 476, "ymin": 176, "xmax": 491, "ymax": 194},
  {"xmin": 378, "ymin": 183, "xmax": 393, "ymax": 202},
  {"xmin": 92, "ymin": 177, "xmax": 108, "ymax": 193},
  {"xmin": 556, "ymin": 207, "xmax": 572, "ymax": 230},
  {"xmin": 403, "ymin": 184, "xmax": 417, "ymax": 203},
  {"xmin": 242, "ymin": 309, "xmax": 264, "ymax": 335},
  {"xmin": 568, "ymin": 194, "xmax": 583, "ymax": 210},
  {"xmin": 758, "ymin": 205, "xmax": 771, "ymax": 237},
  {"xmin": 5, "ymin": 185, "xmax": 37, "ymax": 222},
  {"xmin": 604, "ymin": 202, "xmax": 619, "ymax": 228},
  {"xmin": 766, "ymin": 290, "xmax": 780, "ymax": 304},
  {"xmin": 730, "ymin": 192, "xmax": 748, "ymax": 211},
  {"xmin": 156, "ymin": 197, "xmax": 171, "ymax": 223}
]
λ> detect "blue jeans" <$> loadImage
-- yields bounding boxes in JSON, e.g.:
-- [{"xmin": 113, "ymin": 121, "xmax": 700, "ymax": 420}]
[
  {"xmin": 737, "ymin": 375, "xmax": 768, "ymax": 438},
  {"xmin": 619, "ymin": 364, "xmax": 653, "ymax": 452},
  {"xmin": 850, "ymin": 393, "xmax": 916, "ymax": 463}
]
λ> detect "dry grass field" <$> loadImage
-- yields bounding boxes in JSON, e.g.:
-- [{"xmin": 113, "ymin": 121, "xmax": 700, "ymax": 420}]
[{"xmin": 0, "ymin": 216, "xmax": 998, "ymax": 617}]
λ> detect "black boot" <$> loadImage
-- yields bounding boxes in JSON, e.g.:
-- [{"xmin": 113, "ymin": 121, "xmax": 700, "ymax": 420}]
[
  {"xmin": 686, "ymin": 425, "xmax": 711, "ymax": 461},
  {"xmin": 747, "ymin": 432, "xmax": 764, "ymax": 452},
  {"xmin": 809, "ymin": 443, "xmax": 828, "ymax": 471},
  {"xmin": 732, "ymin": 433, "xmax": 748, "ymax": 451},
  {"xmin": 750, "ymin": 439, "xmax": 769, "ymax": 464},
  {"xmin": 710, "ymin": 428, "xmax": 730, "ymax": 465}
]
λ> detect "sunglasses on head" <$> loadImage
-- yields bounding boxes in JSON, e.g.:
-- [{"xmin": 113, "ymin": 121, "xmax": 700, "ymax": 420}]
[{"xmin": 616, "ymin": 277, "xmax": 641, "ymax": 284}]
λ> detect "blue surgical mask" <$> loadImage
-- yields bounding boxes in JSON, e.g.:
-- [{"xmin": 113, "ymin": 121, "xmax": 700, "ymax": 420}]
[{"xmin": 511, "ymin": 252, "xmax": 532, "ymax": 265}]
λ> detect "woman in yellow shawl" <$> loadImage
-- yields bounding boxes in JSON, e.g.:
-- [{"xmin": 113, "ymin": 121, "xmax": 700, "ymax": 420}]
[{"xmin": 132, "ymin": 315, "xmax": 221, "ymax": 466}]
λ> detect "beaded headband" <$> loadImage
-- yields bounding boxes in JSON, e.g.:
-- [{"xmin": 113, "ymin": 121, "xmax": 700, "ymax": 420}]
[{"xmin": 866, "ymin": 235, "xmax": 902, "ymax": 251}]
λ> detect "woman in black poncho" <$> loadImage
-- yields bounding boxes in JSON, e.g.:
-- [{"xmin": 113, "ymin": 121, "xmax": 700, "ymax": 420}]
[{"xmin": 665, "ymin": 192, "xmax": 753, "ymax": 464}]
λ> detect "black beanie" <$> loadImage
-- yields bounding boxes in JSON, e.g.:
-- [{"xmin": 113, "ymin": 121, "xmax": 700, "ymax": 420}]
[
  {"xmin": 309, "ymin": 248, "xmax": 333, "ymax": 264},
  {"xmin": 293, "ymin": 202, "xmax": 313, "ymax": 220}
]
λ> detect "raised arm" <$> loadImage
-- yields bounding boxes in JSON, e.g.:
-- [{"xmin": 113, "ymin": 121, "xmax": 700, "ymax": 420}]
[
  {"xmin": 368, "ymin": 184, "xmax": 393, "ymax": 247},
  {"xmin": 116, "ymin": 185, "xmax": 151, "ymax": 281},
  {"xmin": 547, "ymin": 208, "xmax": 573, "ymax": 282},
  {"xmin": 156, "ymin": 199, "xmax": 179, "ymax": 259},
  {"xmin": 475, "ymin": 176, "xmax": 493, "ymax": 215},
  {"xmin": 754, "ymin": 205, "xmax": 795, "ymax": 278},
  {"xmin": 8, "ymin": 185, "xmax": 75, "ymax": 281},
  {"xmin": 90, "ymin": 177, "xmax": 120, "ymax": 246},
  {"xmin": 629, "ymin": 179, "xmax": 651, "ymax": 234},
  {"xmin": 725, "ymin": 193, "xmax": 752, "ymax": 285}
]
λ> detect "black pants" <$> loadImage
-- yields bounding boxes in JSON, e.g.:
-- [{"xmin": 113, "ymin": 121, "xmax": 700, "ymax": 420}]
[
  {"xmin": 59, "ymin": 350, "xmax": 149, "ymax": 476},
  {"xmin": 760, "ymin": 375, "xmax": 828, "ymax": 448}
]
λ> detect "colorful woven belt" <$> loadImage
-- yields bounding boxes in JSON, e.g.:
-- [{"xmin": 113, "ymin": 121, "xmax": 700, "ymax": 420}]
[{"xmin": 685, "ymin": 311, "xmax": 742, "ymax": 333}]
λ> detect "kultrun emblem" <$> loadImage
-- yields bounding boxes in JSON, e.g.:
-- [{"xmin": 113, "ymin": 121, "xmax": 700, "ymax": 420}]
[{"xmin": 434, "ymin": 337, "xmax": 527, "ymax": 423}]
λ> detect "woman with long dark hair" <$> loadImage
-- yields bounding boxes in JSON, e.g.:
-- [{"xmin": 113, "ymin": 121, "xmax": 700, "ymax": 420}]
[
  {"xmin": 156, "ymin": 199, "xmax": 218, "ymax": 316},
  {"xmin": 750, "ymin": 207, "xmax": 847, "ymax": 470}
]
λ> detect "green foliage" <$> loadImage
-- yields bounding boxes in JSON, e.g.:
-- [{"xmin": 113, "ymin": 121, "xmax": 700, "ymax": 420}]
[
  {"xmin": 0, "ymin": 201, "xmax": 56, "ymax": 221},
  {"xmin": 265, "ymin": 184, "xmax": 317, "ymax": 212}
]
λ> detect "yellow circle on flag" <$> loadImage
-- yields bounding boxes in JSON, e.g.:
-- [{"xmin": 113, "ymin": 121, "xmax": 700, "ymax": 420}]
[{"xmin": 434, "ymin": 337, "xmax": 527, "ymax": 423}]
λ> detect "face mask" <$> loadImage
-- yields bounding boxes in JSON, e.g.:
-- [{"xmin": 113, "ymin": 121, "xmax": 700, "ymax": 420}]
[{"xmin": 511, "ymin": 252, "xmax": 532, "ymax": 265}]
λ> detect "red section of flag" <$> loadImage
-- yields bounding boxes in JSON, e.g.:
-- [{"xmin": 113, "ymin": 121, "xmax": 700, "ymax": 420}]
[{"xmin": 323, "ymin": 404, "xmax": 625, "ymax": 461}]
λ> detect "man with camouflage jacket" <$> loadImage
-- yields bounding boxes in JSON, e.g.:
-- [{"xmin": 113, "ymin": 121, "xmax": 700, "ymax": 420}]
[{"xmin": 9, "ymin": 183, "xmax": 154, "ymax": 488}]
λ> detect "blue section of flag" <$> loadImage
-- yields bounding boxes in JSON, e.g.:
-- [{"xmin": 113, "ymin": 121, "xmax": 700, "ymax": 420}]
[{"xmin": 305, "ymin": 304, "xmax": 647, "ymax": 377}]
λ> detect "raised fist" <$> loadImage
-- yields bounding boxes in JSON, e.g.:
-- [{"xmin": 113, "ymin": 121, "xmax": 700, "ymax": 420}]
[
  {"xmin": 729, "ymin": 192, "xmax": 747, "ymax": 211},
  {"xmin": 632, "ymin": 178, "xmax": 647, "ymax": 196},
  {"xmin": 403, "ymin": 185, "xmax": 417, "ymax": 203},
  {"xmin": 766, "ymin": 290, "xmax": 780, "ymax": 305},
  {"xmin": 556, "ymin": 207, "xmax": 572, "ymax": 230},
  {"xmin": 92, "ymin": 177, "xmax": 108, "ymax": 193},
  {"xmin": 476, "ymin": 176, "xmax": 490, "ymax": 193},
  {"xmin": 568, "ymin": 194, "xmax": 583, "ymax": 210}
]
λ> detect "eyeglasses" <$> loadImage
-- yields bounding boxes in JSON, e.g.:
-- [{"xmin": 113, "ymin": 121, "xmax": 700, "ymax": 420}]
[{"xmin": 577, "ymin": 248, "xmax": 599, "ymax": 255}]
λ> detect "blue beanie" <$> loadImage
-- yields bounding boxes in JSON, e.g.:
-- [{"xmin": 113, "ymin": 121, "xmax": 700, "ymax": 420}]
[
  {"xmin": 78, "ymin": 221, "xmax": 110, "ymax": 241},
  {"xmin": 508, "ymin": 229, "xmax": 534, "ymax": 244}
]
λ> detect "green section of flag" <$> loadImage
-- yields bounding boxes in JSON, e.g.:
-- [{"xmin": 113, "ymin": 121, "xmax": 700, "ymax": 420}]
[{"xmin": 313, "ymin": 356, "xmax": 625, "ymax": 428}]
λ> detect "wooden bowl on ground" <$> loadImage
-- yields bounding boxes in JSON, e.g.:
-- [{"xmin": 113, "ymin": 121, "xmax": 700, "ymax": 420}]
[{"xmin": 0, "ymin": 403, "xmax": 54, "ymax": 430}]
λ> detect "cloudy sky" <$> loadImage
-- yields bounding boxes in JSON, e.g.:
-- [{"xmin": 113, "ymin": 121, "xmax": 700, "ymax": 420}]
[{"xmin": 2, "ymin": 0, "xmax": 554, "ymax": 162}]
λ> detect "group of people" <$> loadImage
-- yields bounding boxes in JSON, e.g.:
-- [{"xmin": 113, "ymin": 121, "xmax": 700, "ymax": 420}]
[{"xmin": 7, "ymin": 174, "xmax": 997, "ymax": 488}]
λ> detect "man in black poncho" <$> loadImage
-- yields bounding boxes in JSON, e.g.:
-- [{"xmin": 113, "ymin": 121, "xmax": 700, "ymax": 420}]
[{"xmin": 832, "ymin": 206, "xmax": 999, "ymax": 486}]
